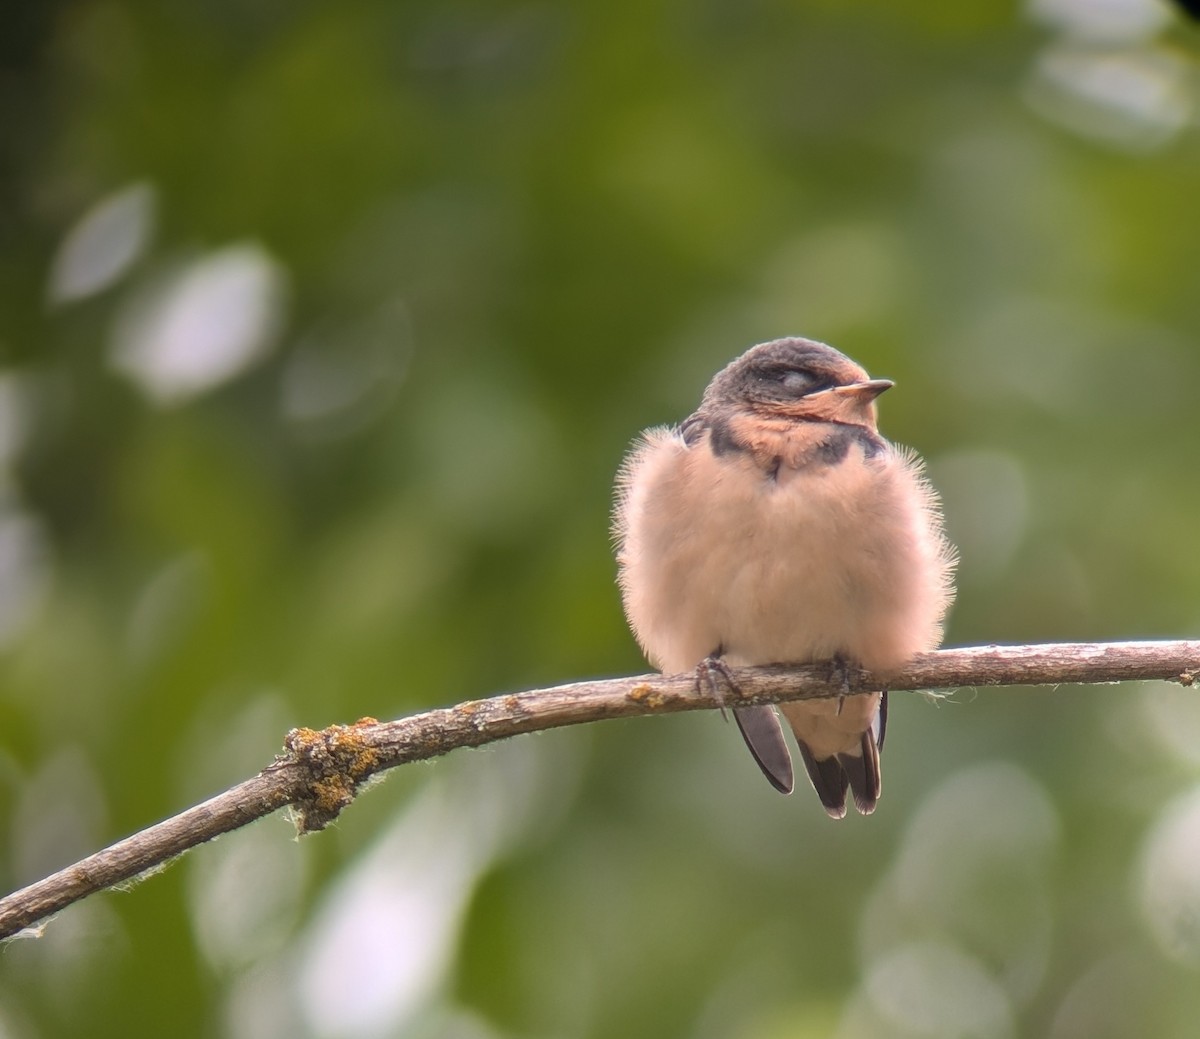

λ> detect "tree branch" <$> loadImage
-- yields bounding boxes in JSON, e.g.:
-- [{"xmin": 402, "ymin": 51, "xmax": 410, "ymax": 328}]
[{"xmin": 2, "ymin": 640, "xmax": 1197, "ymax": 940}]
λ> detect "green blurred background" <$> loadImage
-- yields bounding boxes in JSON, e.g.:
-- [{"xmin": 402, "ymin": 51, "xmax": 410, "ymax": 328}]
[{"xmin": 3, "ymin": 1, "xmax": 1200, "ymax": 1037}]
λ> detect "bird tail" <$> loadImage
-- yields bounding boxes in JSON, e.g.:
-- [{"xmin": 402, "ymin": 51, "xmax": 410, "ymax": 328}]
[{"xmin": 794, "ymin": 691, "xmax": 887, "ymax": 818}]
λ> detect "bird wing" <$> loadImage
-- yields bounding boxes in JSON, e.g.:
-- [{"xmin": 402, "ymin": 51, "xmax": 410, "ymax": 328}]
[{"xmin": 732, "ymin": 706, "xmax": 794, "ymax": 794}]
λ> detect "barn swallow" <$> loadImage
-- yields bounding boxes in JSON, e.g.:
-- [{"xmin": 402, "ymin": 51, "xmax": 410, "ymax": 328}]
[{"xmin": 613, "ymin": 337, "xmax": 956, "ymax": 817}]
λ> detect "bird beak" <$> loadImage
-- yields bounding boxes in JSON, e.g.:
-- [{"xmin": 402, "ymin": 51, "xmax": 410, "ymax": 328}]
[{"xmin": 831, "ymin": 379, "xmax": 893, "ymax": 401}]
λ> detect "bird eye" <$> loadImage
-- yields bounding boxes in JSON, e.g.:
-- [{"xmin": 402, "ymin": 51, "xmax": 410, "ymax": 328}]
[
  {"xmin": 779, "ymin": 369, "xmax": 816, "ymax": 393},
  {"xmin": 747, "ymin": 363, "xmax": 829, "ymax": 399}
]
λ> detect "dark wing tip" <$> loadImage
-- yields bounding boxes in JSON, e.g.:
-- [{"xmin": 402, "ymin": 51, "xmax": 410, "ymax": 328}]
[
  {"xmin": 822, "ymin": 798, "xmax": 849, "ymax": 821},
  {"xmin": 839, "ymin": 726, "xmax": 883, "ymax": 815},
  {"xmin": 733, "ymin": 706, "xmax": 795, "ymax": 794},
  {"xmin": 797, "ymin": 713, "xmax": 884, "ymax": 818},
  {"xmin": 848, "ymin": 778, "xmax": 879, "ymax": 815},
  {"xmin": 797, "ymin": 744, "xmax": 850, "ymax": 818}
]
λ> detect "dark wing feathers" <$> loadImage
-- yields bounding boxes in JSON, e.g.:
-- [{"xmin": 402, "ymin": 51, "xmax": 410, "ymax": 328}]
[
  {"xmin": 732, "ymin": 706, "xmax": 794, "ymax": 794},
  {"xmin": 729, "ymin": 692, "xmax": 885, "ymax": 817},
  {"xmin": 794, "ymin": 697, "xmax": 885, "ymax": 817},
  {"xmin": 797, "ymin": 744, "xmax": 850, "ymax": 819}
]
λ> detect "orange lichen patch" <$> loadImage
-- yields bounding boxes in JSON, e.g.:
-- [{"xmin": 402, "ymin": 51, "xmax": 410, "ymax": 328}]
[
  {"xmin": 626, "ymin": 684, "xmax": 666, "ymax": 708},
  {"xmin": 285, "ymin": 721, "xmax": 386, "ymax": 833},
  {"xmin": 311, "ymin": 775, "xmax": 355, "ymax": 815},
  {"xmin": 285, "ymin": 727, "xmax": 323, "ymax": 753},
  {"xmin": 326, "ymin": 724, "xmax": 381, "ymax": 780},
  {"xmin": 500, "ymin": 694, "xmax": 532, "ymax": 718}
]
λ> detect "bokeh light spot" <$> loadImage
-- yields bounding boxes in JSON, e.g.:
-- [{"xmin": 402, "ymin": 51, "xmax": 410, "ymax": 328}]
[
  {"xmin": 1138, "ymin": 784, "xmax": 1200, "ymax": 966},
  {"xmin": 110, "ymin": 243, "xmax": 287, "ymax": 405},
  {"xmin": 48, "ymin": 182, "xmax": 156, "ymax": 304},
  {"xmin": 861, "ymin": 941, "xmax": 1015, "ymax": 1039}
]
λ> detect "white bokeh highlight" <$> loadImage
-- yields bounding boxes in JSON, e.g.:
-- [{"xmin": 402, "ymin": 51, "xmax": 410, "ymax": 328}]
[
  {"xmin": 110, "ymin": 243, "xmax": 287, "ymax": 405},
  {"xmin": 1138, "ymin": 784, "xmax": 1200, "ymax": 966},
  {"xmin": 1024, "ymin": 0, "xmax": 1190, "ymax": 152},
  {"xmin": 280, "ymin": 737, "xmax": 579, "ymax": 1039},
  {"xmin": 0, "ymin": 374, "xmax": 33, "ymax": 469},
  {"xmin": 49, "ymin": 182, "xmax": 156, "ymax": 303},
  {"xmin": 1026, "ymin": 46, "xmax": 1191, "ymax": 151},
  {"xmin": 11, "ymin": 747, "xmax": 108, "ymax": 888},
  {"xmin": 0, "ymin": 508, "xmax": 52, "ymax": 652},
  {"xmin": 1028, "ymin": 0, "xmax": 1171, "ymax": 41},
  {"xmin": 189, "ymin": 821, "xmax": 309, "ymax": 972},
  {"xmin": 855, "ymin": 761, "xmax": 1060, "ymax": 1028},
  {"xmin": 861, "ymin": 941, "xmax": 1016, "ymax": 1039},
  {"xmin": 280, "ymin": 298, "xmax": 412, "ymax": 440}
]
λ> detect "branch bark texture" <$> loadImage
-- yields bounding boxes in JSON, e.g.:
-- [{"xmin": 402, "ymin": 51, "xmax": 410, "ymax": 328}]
[{"xmin": 2, "ymin": 640, "xmax": 1197, "ymax": 940}]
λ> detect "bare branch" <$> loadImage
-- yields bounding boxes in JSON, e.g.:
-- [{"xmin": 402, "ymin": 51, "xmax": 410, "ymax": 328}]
[{"xmin": 2, "ymin": 639, "xmax": 1197, "ymax": 940}]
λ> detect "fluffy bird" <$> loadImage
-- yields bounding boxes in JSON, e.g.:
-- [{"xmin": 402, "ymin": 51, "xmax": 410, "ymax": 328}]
[{"xmin": 613, "ymin": 337, "xmax": 955, "ymax": 817}]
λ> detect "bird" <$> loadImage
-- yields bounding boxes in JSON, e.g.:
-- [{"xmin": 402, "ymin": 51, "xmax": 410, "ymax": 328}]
[{"xmin": 612, "ymin": 337, "xmax": 956, "ymax": 817}]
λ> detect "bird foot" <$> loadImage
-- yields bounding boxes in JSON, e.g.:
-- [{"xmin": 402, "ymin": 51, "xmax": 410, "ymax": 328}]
[
  {"xmin": 827, "ymin": 653, "xmax": 857, "ymax": 714},
  {"xmin": 695, "ymin": 654, "xmax": 736, "ymax": 721}
]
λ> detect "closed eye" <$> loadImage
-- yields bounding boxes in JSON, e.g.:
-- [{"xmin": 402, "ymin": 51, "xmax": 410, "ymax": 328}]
[
  {"xmin": 754, "ymin": 366, "xmax": 830, "ymax": 396},
  {"xmin": 779, "ymin": 369, "xmax": 819, "ymax": 393}
]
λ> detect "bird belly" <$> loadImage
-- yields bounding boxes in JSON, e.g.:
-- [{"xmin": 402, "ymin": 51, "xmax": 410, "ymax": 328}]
[{"xmin": 615, "ymin": 428, "xmax": 949, "ymax": 677}]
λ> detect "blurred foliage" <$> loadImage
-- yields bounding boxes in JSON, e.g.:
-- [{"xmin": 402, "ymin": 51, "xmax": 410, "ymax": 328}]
[{"xmin": 2, "ymin": 1, "xmax": 1200, "ymax": 1037}]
